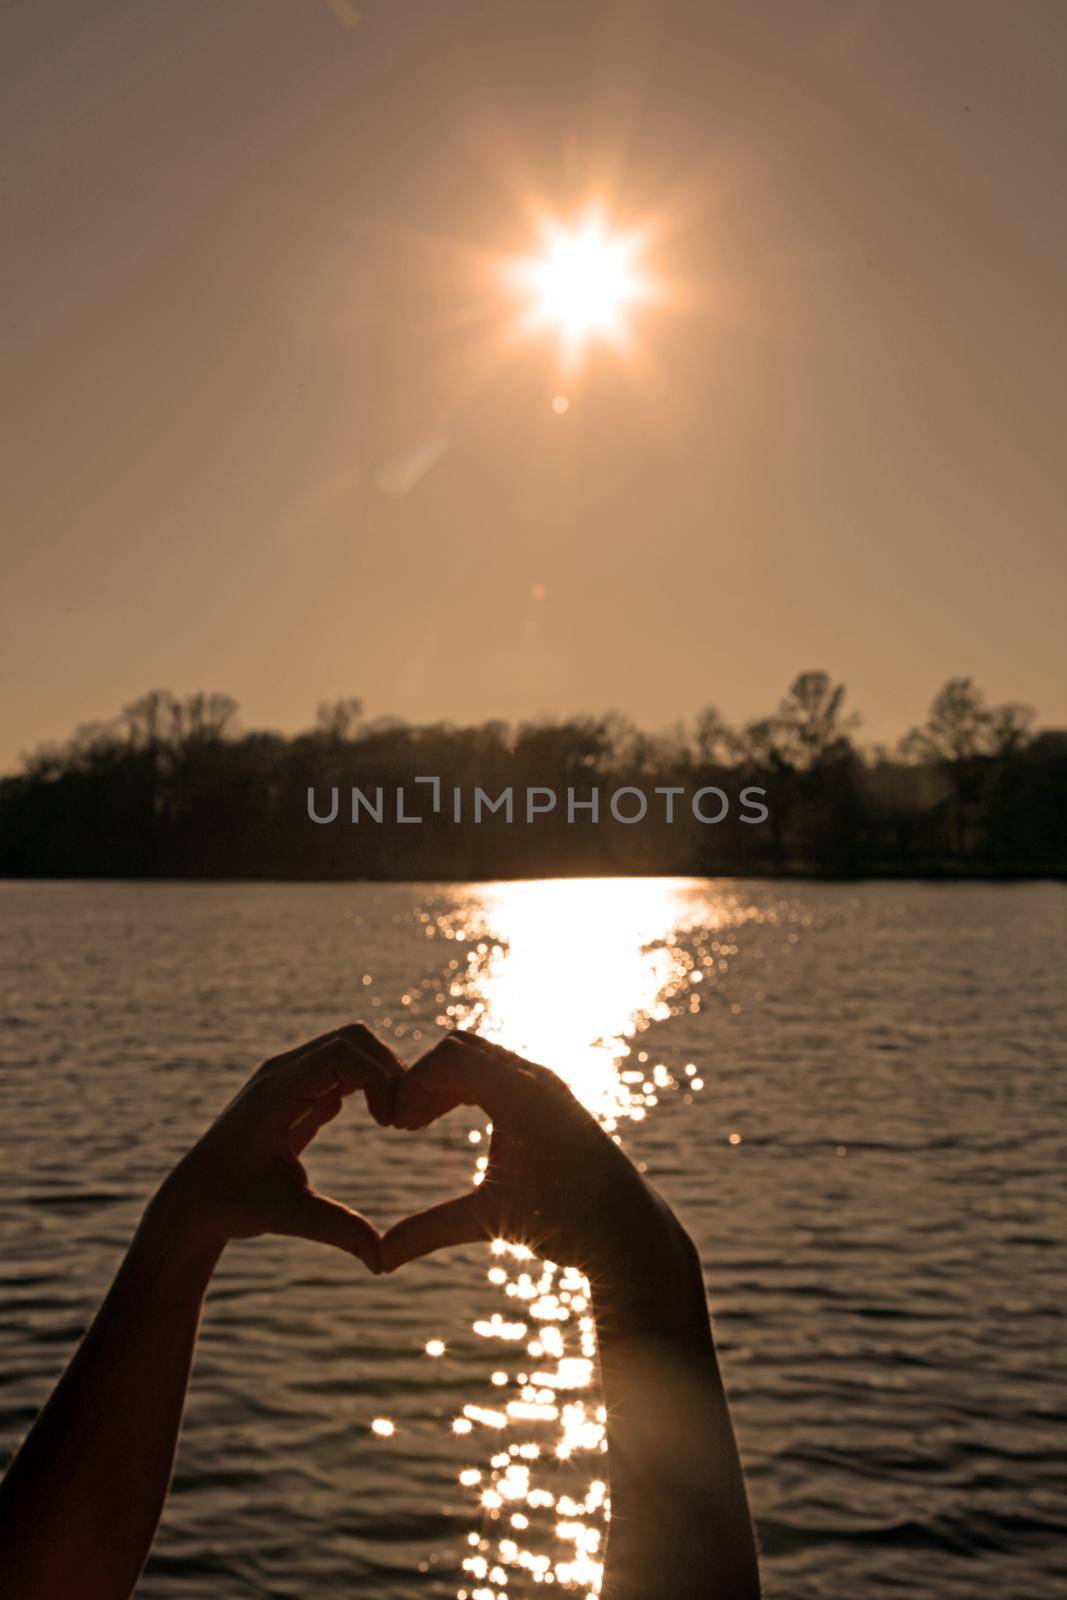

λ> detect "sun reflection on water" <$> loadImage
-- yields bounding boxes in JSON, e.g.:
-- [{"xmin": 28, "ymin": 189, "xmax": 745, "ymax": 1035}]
[
  {"xmin": 442, "ymin": 877, "xmax": 714, "ymax": 1121},
  {"xmin": 423, "ymin": 877, "xmax": 745, "ymax": 1599}
]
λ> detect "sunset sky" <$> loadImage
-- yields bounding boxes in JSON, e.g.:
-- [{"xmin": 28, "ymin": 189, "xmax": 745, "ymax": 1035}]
[{"xmin": 2, "ymin": 0, "xmax": 1064, "ymax": 769}]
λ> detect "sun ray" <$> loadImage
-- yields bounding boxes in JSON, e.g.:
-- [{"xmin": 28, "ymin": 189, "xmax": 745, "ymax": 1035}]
[{"xmin": 505, "ymin": 207, "xmax": 656, "ymax": 366}]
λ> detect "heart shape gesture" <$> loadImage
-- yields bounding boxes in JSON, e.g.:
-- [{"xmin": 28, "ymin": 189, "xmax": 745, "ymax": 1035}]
[
  {"xmin": 158, "ymin": 1023, "xmax": 691, "ymax": 1297},
  {"xmin": 0, "ymin": 1021, "xmax": 762, "ymax": 1600}
]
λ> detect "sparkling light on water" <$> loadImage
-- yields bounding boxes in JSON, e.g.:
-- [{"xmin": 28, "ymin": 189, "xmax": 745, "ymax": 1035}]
[
  {"xmin": 425, "ymin": 877, "xmax": 757, "ymax": 1597},
  {"xmin": 444, "ymin": 878, "xmax": 702, "ymax": 1122}
]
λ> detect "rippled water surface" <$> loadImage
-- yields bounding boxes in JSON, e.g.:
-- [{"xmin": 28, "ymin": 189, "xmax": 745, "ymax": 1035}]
[{"xmin": 1, "ymin": 879, "xmax": 1064, "ymax": 1598}]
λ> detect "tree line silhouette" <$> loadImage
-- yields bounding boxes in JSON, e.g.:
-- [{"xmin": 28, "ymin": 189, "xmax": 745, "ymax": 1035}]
[{"xmin": 1, "ymin": 673, "xmax": 1063, "ymax": 880}]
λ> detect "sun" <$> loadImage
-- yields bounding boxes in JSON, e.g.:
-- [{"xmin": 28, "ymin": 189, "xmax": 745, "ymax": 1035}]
[{"xmin": 508, "ymin": 209, "xmax": 653, "ymax": 361}]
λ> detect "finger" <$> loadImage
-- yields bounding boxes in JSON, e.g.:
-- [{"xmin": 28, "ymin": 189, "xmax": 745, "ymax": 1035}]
[
  {"xmin": 257, "ymin": 1028, "xmax": 347, "ymax": 1079},
  {"xmin": 258, "ymin": 1020, "xmax": 401, "ymax": 1085},
  {"xmin": 339, "ymin": 1021, "xmax": 404, "ymax": 1074},
  {"xmin": 338, "ymin": 1023, "xmax": 405, "ymax": 1127},
  {"xmin": 460, "ymin": 1033, "xmax": 574, "ymax": 1100},
  {"xmin": 393, "ymin": 1033, "xmax": 535, "ymax": 1128},
  {"xmin": 287, "ymin": 1088, "xmax": 343, "ymax": 1155},
  {"xmin": 266, "ymin": 1033, "xmax": 391, "ymax": 1106},
  {"xmin": 380, "ymin": 1192, "xmax": 487, "ymax": 1272},
  {"xmin": 455, "ymin": 1031, "xmax": 512, "ymax": 1059},
  {"xmin": 283, "ymin": 1190, "xmax": 382, "ymax": 1272}
]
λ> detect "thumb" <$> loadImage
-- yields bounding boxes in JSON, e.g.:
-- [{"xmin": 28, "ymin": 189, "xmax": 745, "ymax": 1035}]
[
  {"xmin": 285, "ymin": 1190, "xmax": 382, "ymax": 1272},
  {"xmin": 380, "ymin": 1191, "xmax": 486, "ymax": 1273}
]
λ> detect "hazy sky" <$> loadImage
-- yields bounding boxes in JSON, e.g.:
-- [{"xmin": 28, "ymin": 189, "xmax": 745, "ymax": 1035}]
[{"xmin": 2, "ymin": 0, "xmax": 1064, "ymax": 769}]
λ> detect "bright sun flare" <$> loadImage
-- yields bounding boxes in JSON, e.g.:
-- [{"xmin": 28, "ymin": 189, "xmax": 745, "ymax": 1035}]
[{"xmin": 510, "ymin": 211, "xmax": 651, "ymax": 358}]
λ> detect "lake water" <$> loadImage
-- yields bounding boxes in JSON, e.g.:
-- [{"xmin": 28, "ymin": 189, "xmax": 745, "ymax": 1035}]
[{"xmin": 1, "ymin": 878, "xmax": 1064, "ymax": 1599}]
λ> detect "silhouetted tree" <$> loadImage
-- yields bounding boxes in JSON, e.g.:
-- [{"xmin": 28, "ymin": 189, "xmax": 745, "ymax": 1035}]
[
  {"xmin": 0, "ymin": 677, "xmax": 1061, "ymax": 882},
  {"xmin": 315, "ymin": 697, "xmax": 364, "ymax": 742},
  {"xmin": 900, "ymin": 679, "xmax": 1036, "ymax": 861}
]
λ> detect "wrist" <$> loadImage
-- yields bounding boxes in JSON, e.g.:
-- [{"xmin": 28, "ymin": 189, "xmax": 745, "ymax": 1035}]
[
  {"xmin": 140, "ymin": 1171, "xmax": 229, "ymax": 1274},
  {"xmin": 592, "ymin": 1219, "xmax": 709, "ymax": 1346}
]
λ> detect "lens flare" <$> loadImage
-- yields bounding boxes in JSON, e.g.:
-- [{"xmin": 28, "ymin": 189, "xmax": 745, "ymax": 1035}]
[{"xmin": 508, "ymin": 210, "xmax": 655, "ymax": 362}]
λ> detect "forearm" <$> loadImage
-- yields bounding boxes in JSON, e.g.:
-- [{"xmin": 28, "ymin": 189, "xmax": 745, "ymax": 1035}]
[
  {"xmin": 595, "ymin": 1229, "xmax": 760, "ymax": 1600},
  {"xmin": 0, "ymin": 1025, "xmax": 389, "ymax": 1599},
  {"xmin": 0, "ymin": 1190, "xmax": 222, "ymax": 1600}
]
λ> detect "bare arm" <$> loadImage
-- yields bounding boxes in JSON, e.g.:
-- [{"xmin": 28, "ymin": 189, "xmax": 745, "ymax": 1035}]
[
  {"xmin": 0, "ymin": 1200, "xmax": 221, "ymax": 1600},
  {"xmin": 381, "ymin": 1031, "xmax": 761, "ymax": 1600},
  {"xmin": 0, "ymin": 1024, "xmax": 398, "ymax": 1600},
  {"xmin": 593, "ymin": 1232, "xmax": 760, "ymax": 1598}
]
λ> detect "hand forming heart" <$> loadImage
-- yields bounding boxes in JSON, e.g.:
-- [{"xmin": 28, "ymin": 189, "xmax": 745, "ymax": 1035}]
[
  {"xmin": 0, "ymin": 1022, "xmax": 762, "ymax": 1600},
  {"xmin": 158, "ymin": 1022, "xmax": 692, "ymax": 1289},
  {"xmin": 156, "ymin": 1023, "xmax": 402, "ymax": 1269},
  {"xmin": 380, "ymin": 1031, "xmax": 689, "ymax": 1282}
]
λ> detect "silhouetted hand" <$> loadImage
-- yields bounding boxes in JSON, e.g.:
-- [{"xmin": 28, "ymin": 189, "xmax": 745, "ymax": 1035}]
[
  {"xmin": 153, "ymin": 1024, "xmax": 402, "ymax": 1270},
  {"xmin": 380, "ymin": 1031, "xmax": 691, "ymax": 1285}
]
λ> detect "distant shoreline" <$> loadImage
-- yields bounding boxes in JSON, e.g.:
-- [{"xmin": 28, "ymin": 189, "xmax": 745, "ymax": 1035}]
[
  {"xmin": 2, "ymin": 867, "xmax": 1064, "ymax": 886},
  {"xmin": 5, "ymin": 681, "xmax": 1063, "ymax": 885}
]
